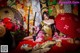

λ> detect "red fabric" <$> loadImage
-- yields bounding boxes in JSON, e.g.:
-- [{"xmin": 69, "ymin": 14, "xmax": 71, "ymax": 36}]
[
  {"xmin": 61, "ymin": 40, "xmax": 77, "ymax": 52},
  {"xmin": 47, "ymin": 40, "xmax": 79, "ymax": 53},
  {"xmin": 11, "ymin": 39, "xmax": 80, "ymax": 53},
  {"xmin": 47, "ymin": 45, "xmax": 66, "ymax": 53},
  {"xmin": 12, "ymin": 38, "xmax": 52, "ymax": 53},
  {"xmin": 13, "ymin": 40, "xmax": 43, "ymax": 53},
  {"xmin": 55, "ymin": 13, "xmax": 80, "ymax": 38}
]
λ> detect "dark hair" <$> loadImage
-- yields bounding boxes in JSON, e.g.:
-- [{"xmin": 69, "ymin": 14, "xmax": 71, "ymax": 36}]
[{"xmin": 42, "ymin": 12, "xmax": 49, "ymax": 20}]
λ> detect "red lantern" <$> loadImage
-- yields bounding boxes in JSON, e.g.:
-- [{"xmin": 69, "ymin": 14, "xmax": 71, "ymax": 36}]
[{"xmin": 55, "ymin": 13, "xmax": 80, "ymax": 38}]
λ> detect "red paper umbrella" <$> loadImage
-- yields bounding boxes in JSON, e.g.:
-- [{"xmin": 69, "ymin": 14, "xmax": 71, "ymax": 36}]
[{"xmin": 55, "ymin": 13, "xmax": 79, "ymax": 38}]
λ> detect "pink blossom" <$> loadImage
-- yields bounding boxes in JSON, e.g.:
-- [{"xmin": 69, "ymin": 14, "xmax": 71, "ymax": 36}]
[{"xmin": 35, "ymin": 31, "xmax": 44, "ymax": 42}]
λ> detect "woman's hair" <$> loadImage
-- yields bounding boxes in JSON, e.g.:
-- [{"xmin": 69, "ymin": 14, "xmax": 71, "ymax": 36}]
[{"xmin": 42, "ymin": 11, "xmax": 49, "ymax": 20}]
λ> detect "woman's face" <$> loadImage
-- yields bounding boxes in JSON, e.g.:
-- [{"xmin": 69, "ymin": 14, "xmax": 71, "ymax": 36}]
[{"xmin": 43, "ymin": 14, "xmax": 49, "ymax": 20}]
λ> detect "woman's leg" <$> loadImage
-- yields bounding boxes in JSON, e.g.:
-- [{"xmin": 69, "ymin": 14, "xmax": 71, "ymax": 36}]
[{"xmin": 23, "ymin": 36, "xmax": 33, "ymax": 40}]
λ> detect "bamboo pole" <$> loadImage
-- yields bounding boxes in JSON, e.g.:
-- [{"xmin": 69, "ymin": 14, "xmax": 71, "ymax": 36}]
[
  {"xmin": 33, "ymin": 12, "xmax": 36, "ymax": 34},
  {"xmin": 27, "ymin": 6, "xmax": 30, "ymax": 36}
]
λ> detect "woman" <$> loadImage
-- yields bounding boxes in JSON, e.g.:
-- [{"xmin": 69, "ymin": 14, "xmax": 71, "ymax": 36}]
[
  {"xmin": 40, "ymin": 11, "xmax": 56, "ymax": 40},
  {"xmin": 20, "ymin": 12, "xmax": 56, "ymax": 53},
  {"xmin": 23, "ymin": 11, "xmax": 56, "ymax": 42}
]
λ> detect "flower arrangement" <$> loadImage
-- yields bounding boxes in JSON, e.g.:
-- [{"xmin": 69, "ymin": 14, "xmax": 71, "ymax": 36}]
[{"xmin": 0, "ymin": 17, "xmax": 27, "ymax": 46}]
